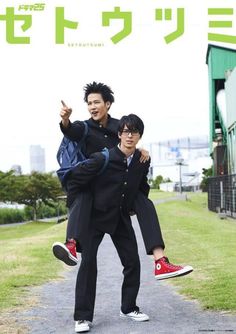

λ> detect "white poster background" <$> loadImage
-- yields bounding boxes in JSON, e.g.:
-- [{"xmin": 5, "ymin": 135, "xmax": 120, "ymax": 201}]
[{"xmin": 0, "ymin": 0, "xmax": 236, "ymax": 173}]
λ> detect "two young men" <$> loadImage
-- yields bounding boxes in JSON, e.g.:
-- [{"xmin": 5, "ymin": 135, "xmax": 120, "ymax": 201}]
[{"xmin": 53, "ymin": 82, "xmax": 193, "ymax": 281}]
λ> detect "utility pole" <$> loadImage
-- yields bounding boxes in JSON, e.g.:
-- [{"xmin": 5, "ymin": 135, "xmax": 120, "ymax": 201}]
[
  {"xmin": 149, "ymin": 142, "xmax": 154, "ymax": 179},
  {"xmin": 176, "ymin": 158, "xmax": 184, "ymax": 194}
]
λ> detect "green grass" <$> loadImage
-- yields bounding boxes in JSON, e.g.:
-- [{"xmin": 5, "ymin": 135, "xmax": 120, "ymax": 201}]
[
  {"xmin": 155, "ymin": 192, "xmax": 236, "ymax": 312},
  {"xmin": 0, "ymin": 192, "xmax": 236, "ymax": 314},
  {"xmin": 149, "ymin": 189, "xmax": 178, "ymax": 201},
  {"xmin": 0, "ymin": 221, "xmax": 67, "ymax": 310}
]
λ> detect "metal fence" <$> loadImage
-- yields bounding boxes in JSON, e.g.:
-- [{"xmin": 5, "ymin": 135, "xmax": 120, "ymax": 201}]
[{"xmin": 208, "ymin": 174, "xmax": 236, "ymax": 218}]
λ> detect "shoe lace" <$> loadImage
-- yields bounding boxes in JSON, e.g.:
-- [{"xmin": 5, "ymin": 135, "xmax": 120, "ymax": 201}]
[
  {"xmin": 163, "ymin": 257, "xmax": 181, "ymax": 269},
  {"xmin": 66, "ymin": 240, "xmax": 76, "ymax": 252},
  {"xmin": 133, "ymin": 310, "xmax": 142, "ymax": 315},
  {"xmin": 67, "ymin": 239, "xmax": 76, "ymax": 246}
]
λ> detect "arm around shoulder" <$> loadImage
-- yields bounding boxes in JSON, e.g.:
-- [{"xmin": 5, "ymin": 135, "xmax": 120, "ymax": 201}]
[{"xmin": 139, "ymin": 160, "xmax": 151, "ymax": 197}]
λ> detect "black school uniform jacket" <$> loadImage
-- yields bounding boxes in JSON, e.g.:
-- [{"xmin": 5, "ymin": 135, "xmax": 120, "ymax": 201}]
[
  {"xmin": 60, "ymin": 115, "xmax": 119, "ymax": 157},
  {"xmin": 66, "ymin": 146, "xmax": 150, "ymax": 234}
]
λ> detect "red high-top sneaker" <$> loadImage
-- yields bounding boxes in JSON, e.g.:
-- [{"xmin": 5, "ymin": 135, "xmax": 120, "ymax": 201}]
[
  {"xmin": 155, "ymin": 256, "xmax": 193, "ymax": 280},
  {"xmin": 52, "ymin": 239, "xmax": 78, "ymax": 266}
]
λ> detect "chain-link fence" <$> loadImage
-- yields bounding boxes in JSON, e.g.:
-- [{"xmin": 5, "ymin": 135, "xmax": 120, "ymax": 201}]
[{"xmin": 208, "ymin": 174, "xmax": 236, "ymax": 218}]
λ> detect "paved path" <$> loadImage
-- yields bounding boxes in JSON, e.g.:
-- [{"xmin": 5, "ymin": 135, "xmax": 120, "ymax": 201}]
[
  {"xmin": 15, "ymin": 216, "xmax": 236, "ymax": 334},
  {"xmin": 0, "ymin": 216, "xmax": 67, "ymax": 228}
]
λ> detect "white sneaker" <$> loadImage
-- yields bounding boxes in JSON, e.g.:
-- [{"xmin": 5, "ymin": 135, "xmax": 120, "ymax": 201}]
[
  {"xmin": 75, "ymin": 320, "xmax": 91, "ymax": 333},
  {"xmin": 120, "ymin": 310, "xmax": 149, "ymax": 322}
]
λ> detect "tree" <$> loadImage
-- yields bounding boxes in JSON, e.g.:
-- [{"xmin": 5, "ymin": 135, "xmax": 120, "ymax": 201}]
[
  {"xmin": 200, "ymin": 166, "xmax": 213, "ymax": 192},
  {"xmin": 0, "ymin": 170, "xmax": 20, "ymax": 202},
  {"xmin": 15, "ymin": 172, "xmax": 63, "ymax": 220},
  {"xmin": 149, "ymin": 175, "xmax": 163, "ymax": 189}
]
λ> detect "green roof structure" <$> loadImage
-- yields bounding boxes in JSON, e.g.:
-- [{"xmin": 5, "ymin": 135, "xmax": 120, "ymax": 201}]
[{"xmin": 206, "ymin": 44, "xmax": 236, "ymax": 154}]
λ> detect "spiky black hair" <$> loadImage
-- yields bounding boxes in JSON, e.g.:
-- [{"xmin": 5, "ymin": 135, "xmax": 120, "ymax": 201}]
[{"xmin": 83, "ymin": 82, "xmax": 115, "ymax": 104}]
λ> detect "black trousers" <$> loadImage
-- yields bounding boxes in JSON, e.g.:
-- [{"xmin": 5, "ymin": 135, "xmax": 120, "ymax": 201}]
[
  {"xmin": 66, "ymin": 191, "xmax": 92, "ymax": 252},
  {"xmin": 134, "ymin": 192, "xmax": 165, "ymax": 254},
  {"xmin": 67, "ymin": 191, "xmax": 165, "ymax": 255},
  {"xmin": 74, "ymin": 217, "xmax": 140, "ymax": 322}
]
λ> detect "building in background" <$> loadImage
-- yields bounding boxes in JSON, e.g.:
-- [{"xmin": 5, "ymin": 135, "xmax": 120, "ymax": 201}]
[
  {"xmin": 30, "ymin": 145, "xmax": 45, "ymax": 173},
  {"xmin": 147, "ymin": 135, "xmax": 211, "ymax": 192},
  {"xmin": 206, "ymin": 44, "xmax": 236, "ymax": 176},
  {"xmin": 206, "ymin": 44, "xmax": 236, "ymax": 218}
]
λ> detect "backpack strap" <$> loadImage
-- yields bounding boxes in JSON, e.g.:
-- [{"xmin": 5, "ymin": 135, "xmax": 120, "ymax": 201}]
[
  {"xmin": 82, "ymin": 121, "xmax": 89, "ymax": 139},
  {"xmin": 97, "ymin": 148, "xmax": 109, "ymax": 175},
  {"xmin": 74, "ymin": 121, "xmax": 88, "ymax": 149},
  {"xmin": 70, "ymin": 121, "xmax": 89, "ymax": 162}
]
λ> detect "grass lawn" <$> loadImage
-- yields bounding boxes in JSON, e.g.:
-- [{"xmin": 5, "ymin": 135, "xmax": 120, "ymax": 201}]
[
  {"xmin": 153, "ymin": 192, "xmax": 236, "ymax": 312},
  {"xmin": 0, "ymin": 220, "xmax": 66, "ymax": 311},
  {"xmin": 0, "ymin": 192, "xmax": 236, "ymax": 315},
  {"xmin": 149, "ymin": 189, "xmax": 178, "ymax": 201}
]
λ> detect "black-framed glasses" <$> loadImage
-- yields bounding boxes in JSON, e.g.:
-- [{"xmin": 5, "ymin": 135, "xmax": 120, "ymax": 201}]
[{"xmin": 121, "ymin": 129, "xmax": 140, "ymax": 136}]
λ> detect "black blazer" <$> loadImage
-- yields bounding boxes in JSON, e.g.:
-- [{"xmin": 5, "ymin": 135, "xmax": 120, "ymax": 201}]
[
  {"xmin": 60, "ymin": 115, "xmax": 119, "ymax": 157},
  {"xmin": 67, "ymin": 146, "xmax": 150, "ymax": 234}
]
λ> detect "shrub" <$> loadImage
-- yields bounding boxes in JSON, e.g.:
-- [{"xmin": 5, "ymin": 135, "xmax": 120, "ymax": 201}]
[{"xmin": 0, "ymin": 208, "xmax": 26, "ymax": 224}]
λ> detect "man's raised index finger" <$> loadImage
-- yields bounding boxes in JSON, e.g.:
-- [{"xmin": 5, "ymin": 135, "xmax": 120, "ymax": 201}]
[{"xmin": 61, "ymin": 100, "xmax": 67, "ymax": 108}]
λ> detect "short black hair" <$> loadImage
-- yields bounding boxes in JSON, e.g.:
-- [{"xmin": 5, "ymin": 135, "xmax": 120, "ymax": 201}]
[
  {"xmin": 118, "ymin": 114, "xmax": 144, "ymax": 138},
  {"xmin": 83, "ymin": 82, "xmax": 115, "ymax": 104}
]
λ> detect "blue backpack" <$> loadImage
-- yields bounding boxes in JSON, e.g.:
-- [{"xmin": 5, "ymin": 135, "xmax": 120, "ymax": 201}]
[{"xmin": 56, "ymin": 121, "xmax": 109, "ymax": 189}]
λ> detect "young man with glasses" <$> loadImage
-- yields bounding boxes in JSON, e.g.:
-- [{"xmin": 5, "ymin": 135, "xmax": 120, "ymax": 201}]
[{"xmin": 67, "ymin": 114, "xmax": 152, "ymax": 332}]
